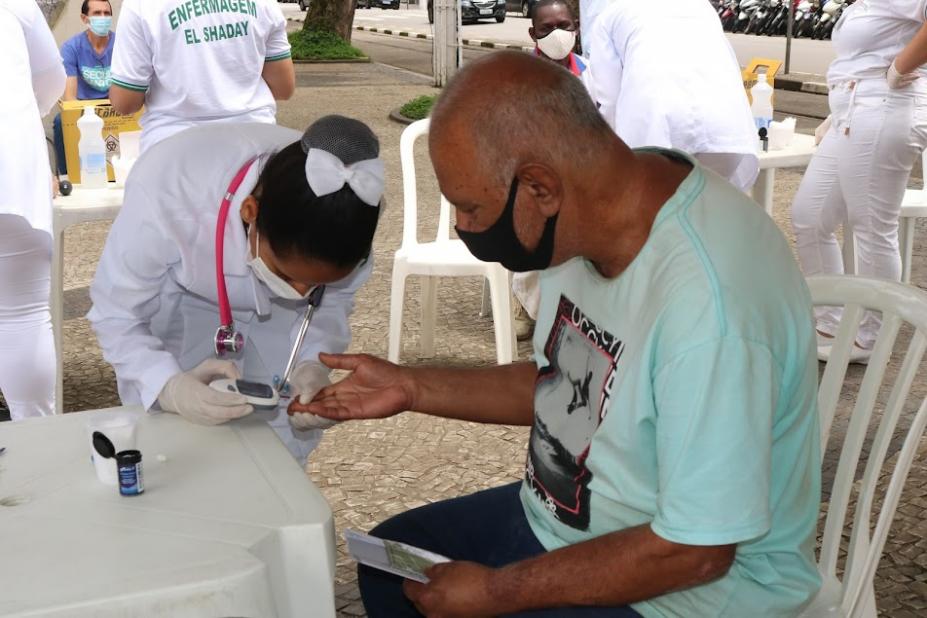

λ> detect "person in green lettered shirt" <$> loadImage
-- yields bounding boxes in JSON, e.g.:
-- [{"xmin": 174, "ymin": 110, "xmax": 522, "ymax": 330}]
[{"xmin": 297, "ymin": 51, "xmax": 822, "ymax": 618}]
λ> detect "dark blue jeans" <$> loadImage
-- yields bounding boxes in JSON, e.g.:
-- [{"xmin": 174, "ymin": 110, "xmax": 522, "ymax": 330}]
[
  {"xmin": 52, "ymin": 113, "xmax": 67, "ymax": 176},
  {"xmin": 358, "ymin": 482, "xmax": 641, "ymax": 618}
]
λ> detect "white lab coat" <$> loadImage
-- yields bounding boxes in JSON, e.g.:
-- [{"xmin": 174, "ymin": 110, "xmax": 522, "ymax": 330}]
[
  {"xmin": 586, "ymin": 0, "xmax": 759, "ymax": 191},
  {"xmin": 88, "ymin": 124, "xmax": 373, "ymax": 461},
  {"xmin": 0, "ymin": 0, "xmax": 66, "ymax": 235},
  {"xmin": 579, "ymin": 0, "xmax": 611, "ymax": 58}
]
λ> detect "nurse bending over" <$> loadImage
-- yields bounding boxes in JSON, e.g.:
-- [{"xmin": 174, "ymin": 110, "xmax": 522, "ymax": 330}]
[{"xmin": 88, "ymin": 116, "xmax": 385, "ymax": 461}]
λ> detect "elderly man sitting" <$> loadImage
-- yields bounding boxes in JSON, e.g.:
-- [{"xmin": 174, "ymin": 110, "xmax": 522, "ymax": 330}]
[{"xmin": 302, "ymin": 51, "xmax": 822, "ymax": 618}]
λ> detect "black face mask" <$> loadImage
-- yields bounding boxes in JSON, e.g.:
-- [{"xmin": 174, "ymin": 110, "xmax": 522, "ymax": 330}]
[{"xmin": 455, "ymin": 178, "xmax": 559, "ymax": 273}]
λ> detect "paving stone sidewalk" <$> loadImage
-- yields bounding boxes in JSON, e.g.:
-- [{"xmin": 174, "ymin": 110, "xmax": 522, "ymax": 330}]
[{"xmin": 33, "ymin": 62, "xmax": 927, "ymax": 616}]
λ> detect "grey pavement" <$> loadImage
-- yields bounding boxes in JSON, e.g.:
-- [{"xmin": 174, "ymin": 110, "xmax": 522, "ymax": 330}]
[{"xmin": 11, "ymin": 57, "xmax": 927, "ymax": 616}]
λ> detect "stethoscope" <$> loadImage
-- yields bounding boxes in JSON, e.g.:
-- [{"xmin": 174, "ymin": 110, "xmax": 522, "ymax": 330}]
[{"xmin": 213, "ymin": 159, "xmax": 326, "ymax": 394}]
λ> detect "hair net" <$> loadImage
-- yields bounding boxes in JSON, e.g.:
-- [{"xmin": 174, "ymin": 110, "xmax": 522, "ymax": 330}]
[{"xmin": 301, "ymin": 116, "xmax": 385, "ymax": 207}]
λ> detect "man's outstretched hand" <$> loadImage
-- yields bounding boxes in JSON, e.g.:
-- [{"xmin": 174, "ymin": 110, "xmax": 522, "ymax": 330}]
[{"xmin": 287, "ymin": 353, "xmax": 415, "ymax": 421}]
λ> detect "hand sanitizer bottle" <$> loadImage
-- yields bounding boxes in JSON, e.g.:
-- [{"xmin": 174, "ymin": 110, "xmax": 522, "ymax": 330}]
[
  {"xmin": 751, "ymin": 73, "xmax": 774, "ymax": 131},
  {"xmin": 77, "ymin": 106, "xmax": 107, "ymax": 188}
]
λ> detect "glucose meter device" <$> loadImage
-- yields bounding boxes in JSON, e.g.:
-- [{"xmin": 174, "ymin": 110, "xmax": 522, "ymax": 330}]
[{"xmin": 209, "ymin": 378, "xmax": 280, "ymax": 409}]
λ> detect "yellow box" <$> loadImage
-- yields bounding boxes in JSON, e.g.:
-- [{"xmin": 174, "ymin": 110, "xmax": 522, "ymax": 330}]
[
  {"xmin": 60, "ymin": 99, "xmax": 143, "ymax": 184},
  {"xmin": 742, "ymin": 57, "xmax": 783, "ymax": 105}
]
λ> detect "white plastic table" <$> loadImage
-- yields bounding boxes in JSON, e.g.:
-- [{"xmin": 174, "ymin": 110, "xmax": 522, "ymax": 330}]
[
  {"xmin": 0, "ymin": 408, "xmax": 337, "ymax": 617},
  {"xmin": 753, "ymin": 132, "xmax": 817, "ymax": 217},
  {"xmin": 51, "ymin": 185, "xmax": 124, "ymax": 414}
]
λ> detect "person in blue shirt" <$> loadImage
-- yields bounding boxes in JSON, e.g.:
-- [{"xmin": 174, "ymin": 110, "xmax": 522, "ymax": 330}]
[{"xmin": 52, "ymin": 0, "xmax": 115, "ymax": 177}]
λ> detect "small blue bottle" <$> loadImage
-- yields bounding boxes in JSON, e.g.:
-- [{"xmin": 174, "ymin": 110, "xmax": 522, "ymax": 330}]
[{"xmin": 116, "ymin": 450, "xmax": 144, "ymax": 496}]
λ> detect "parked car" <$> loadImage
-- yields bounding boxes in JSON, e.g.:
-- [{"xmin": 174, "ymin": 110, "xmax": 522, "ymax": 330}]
[
  {"xmin": 298, "ymin": 0, "xmax": 309, "ymax": 10},
  {"xmin": 358, "ymin": 0, "xmax": 400, "ymax": 8},
  {"xmin": 506, "ymin": 0, "xmax": 537, "ymax": 18},
  {"xmin": 427, "ymin": 0, "xmax": 507, "ymax": 24}
]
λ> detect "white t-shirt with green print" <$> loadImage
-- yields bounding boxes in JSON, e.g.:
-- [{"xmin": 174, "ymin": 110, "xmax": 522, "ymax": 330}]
[{"xmin": 111, "ymin": 0, "xmax": 291, "ymax": 152}]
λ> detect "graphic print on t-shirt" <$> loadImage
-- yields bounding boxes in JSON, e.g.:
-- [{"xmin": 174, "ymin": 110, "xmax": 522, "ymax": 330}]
[
  {"xmin": 80, "ymin": 65, "xmax": 112, "ymax": 92},
  {"xmin": 526, "ymin": 294, "xmax": 623, "ymax": 530}
]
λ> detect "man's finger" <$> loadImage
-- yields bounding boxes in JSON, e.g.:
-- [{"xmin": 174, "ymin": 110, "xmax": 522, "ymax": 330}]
[
  {"xmin": 310, "ymin": 383, "xmax": 340, "ymax": 402},
  {"xmin": 424, "ymin": 562, "xmax": 449, "ymax": 578},
  {"xmin": 403, "ymin": 578, "xmax": 425, "ymax": 603},
  {"xmin": 317, "ymin": 352, "xmax": 366, "ymax": 371},
  {"xmin": 289, "ymin": 394, "xmax": 340, "ymax": 414},
  {"xmin": 302, "ymin": 401, "xmax": 353, "ymax": 419}
]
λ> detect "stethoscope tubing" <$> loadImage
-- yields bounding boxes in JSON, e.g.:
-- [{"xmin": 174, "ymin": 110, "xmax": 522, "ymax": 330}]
[{"xmin": 216, "ymin": 159, "xmax": 257, "ymax": 329}]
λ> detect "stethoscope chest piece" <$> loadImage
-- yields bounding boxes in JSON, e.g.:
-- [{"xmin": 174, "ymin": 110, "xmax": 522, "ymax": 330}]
[{"xmin": 215, "ymin": 325, "xmax": 244, "ymax": 357}]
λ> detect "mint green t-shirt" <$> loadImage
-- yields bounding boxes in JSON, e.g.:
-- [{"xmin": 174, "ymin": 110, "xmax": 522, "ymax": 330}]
[{"xmin": 520, "ymin": 152, "xmax": 822, "ymax": 617}]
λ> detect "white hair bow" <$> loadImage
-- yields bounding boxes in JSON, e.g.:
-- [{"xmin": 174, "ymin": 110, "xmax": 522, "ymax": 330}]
[{"xmin": 305, "ymin": 148, "xmax": 385, "ymax": 207}]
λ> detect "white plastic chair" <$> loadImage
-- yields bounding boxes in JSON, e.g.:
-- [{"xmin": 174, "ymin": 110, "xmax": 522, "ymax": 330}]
[
  {"xmin": 389, "ymin": 119, "xmax": 515, "ymax": 364},
  {"xmin": 801, "ymin": 276, "xmax": 927, "ymax": 618},
  {"xmin": 51, "ymin": 186, "xmax": 124, "ymax": 414},
  {"xmin": 898, "ymin": 154, "xmax": 927, "ymax": 283}
]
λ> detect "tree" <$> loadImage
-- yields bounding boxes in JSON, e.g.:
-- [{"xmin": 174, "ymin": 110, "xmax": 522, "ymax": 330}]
[
  {"xmin": 37, "ymin": 0, "xmax": 67, "ymax": 27},
  {"xmin": 302, "ymin": 0, "xmax": 357, "ymax": 43}
]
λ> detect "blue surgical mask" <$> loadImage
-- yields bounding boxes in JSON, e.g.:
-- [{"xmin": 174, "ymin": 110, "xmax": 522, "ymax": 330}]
[{"xmin": 88, "ymin": 16, "xmax": 112, "ymax": 37}]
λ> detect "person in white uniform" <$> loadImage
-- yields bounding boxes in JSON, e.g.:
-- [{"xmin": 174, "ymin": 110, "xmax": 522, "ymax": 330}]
[
  {"xmin": 107, "ymin": 0, "xmax": 296, "ymax": 152},
  {"xmin": 586, "ymin": 0, "xmax": 759, "ymax": 192},
  {"xmin": 578, "ymin": 0, "xmax": 609, "ymax": 58},
  {"xmin": 88, "ymin": 116, "xmax": 384, "ymax": 461},
  {"xmin": 0, "ymin": 0, "xmax": 66, "ymax": 419},
  {"xmin": 792, "ymin": 0, "xmax": 927, "ymax": 364}
]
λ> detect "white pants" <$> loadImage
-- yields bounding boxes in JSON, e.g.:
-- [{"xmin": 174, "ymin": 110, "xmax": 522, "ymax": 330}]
[
  {"xmin": 791, "ymin": 80, "xmax": 927, "ymax": 348},
  {"xmin": 0, "ymin": 215, "xmax": 55, "ymax": 419},
  {"xmin": 512, "ymin": 152, "xmax": 756, "ymax": 320}
]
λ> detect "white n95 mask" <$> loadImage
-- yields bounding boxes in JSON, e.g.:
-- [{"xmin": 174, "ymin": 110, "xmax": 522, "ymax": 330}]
[
  {"xmin": 247, "ymin": 228, "xmax": 311, "ymax": 301},
  {"xmin": 536, "ymin": 28, "xmax": 576, "ymax": 61}
]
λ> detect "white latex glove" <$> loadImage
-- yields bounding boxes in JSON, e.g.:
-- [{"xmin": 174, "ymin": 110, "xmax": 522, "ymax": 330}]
[
  {"xmin": 888, "ymin": 60, "xmax": 920, "ymax": 90},
  {"xmin": 814, "ymin": 115, "xmax": 832, "ymax": 146},
  {"xmin": 157, "ymin": 359, "xmax": 254, "ymax": 426},
  {"xmin": 288, "ymin": 362, "xmax": 338, "ymax": 431}
]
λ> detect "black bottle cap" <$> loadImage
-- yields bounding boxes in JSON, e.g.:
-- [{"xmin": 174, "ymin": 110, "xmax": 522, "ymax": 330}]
[{"xmin": 115, "ymin": 450, "xmax": 142, "ymax": 465}]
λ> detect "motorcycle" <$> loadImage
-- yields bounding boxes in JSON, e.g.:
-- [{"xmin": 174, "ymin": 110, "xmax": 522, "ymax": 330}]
[
  {"xmin": 794, "ymin": 0, "xmax": 819, "ymax": 38},
  {"xmin": 733, "ymin": 0, "xmax": 763, "ymax": 33},
  {"xmin": 813, "ymin": 0, "xmax": 847, "ymax": 39},
  {"xmin": 745, "ymin": 0, "xmax": 778, "ymax": 35},
  {"xmin": 765, "ymin": 0, "xmax": 799, "ymax": 36},
  {"xmin": 719, "ymin": 0, "xmax": 739, "ymax": 32}
]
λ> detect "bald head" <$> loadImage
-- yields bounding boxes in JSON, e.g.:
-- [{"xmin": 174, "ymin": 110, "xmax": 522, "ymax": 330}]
[
  {"xmin": 426, "ymin": 51, "xmax": 680, "ymax": 279},
  {"xmin": 430, "ymin": 51, "xmax": 615, "ymax": 187}
]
